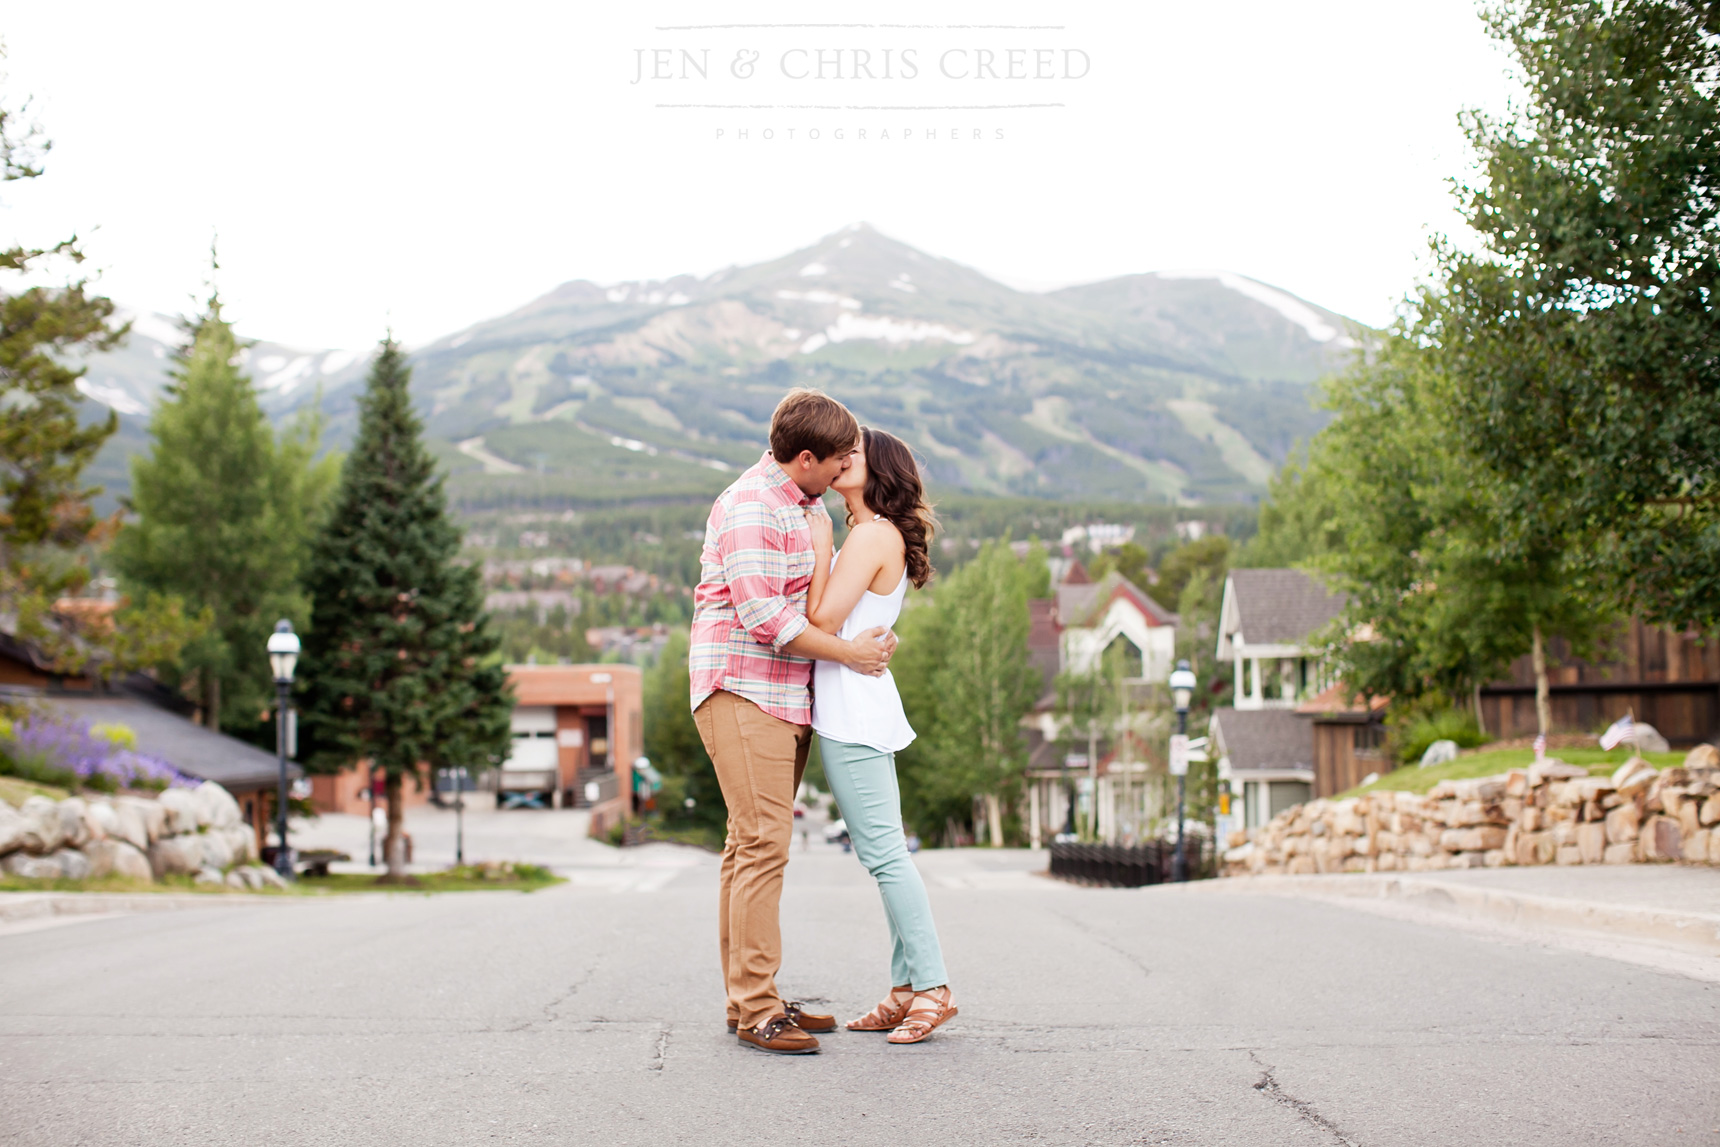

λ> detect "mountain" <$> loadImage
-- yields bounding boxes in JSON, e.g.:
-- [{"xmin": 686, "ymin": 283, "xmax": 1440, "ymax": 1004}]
[{"xmin": 75, "ymin": 224, "xmax": 1359, "ymax": 508}]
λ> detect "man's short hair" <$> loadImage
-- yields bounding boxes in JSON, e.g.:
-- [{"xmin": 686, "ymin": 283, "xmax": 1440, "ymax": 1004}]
[{"xmin": 769, "ymin": 388, "xmax": 860, "ymax": 464}]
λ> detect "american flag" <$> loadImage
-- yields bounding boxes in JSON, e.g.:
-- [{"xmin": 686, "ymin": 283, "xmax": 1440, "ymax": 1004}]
[{"xmin": 1599, "ymin": 713, "xmax": 1636, "ymax": 752}]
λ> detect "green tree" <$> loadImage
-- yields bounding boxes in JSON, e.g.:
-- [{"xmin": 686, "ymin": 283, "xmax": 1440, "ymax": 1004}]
[
  {"xmin": 1429, "ymin": 0, "xmax": 1720, "ymax": 630},
  {"xmin": 1303, "ymin": 337, "xmax": 1610, "ymax": 734},
  {"xmin": 1148, "ymin": 536, "xmax": 1230, "ymax": 612},
  {"xmin": 641, "ymin": 628, "xmax": 725, "ymax": 837},
  {"xmin": 0, "ymin": 61, "xmax": 201, "ymax": 679},
  {"xmin": 112, "ymin": 292, "xmax": 337, "ymax": 732},
  {"xmin": 894, "ymin": 540, "xmax": 1040, "ymax": 846},
  {"xmin": 297, "ymin": 338, "xmax": 512, "ymax": 880},
  {"xmin": 1241, "ymin": 449, "xmax": 1344, "ymax": 568}
]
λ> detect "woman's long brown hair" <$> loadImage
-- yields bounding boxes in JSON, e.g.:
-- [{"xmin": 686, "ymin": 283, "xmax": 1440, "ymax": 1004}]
[{"xmin": 851, "ymin": 426, "xmax": 939, "ymax": 588}]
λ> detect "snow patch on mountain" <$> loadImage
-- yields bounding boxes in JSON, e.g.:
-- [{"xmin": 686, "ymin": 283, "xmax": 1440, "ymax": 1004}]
[
  {"xmin": 74, "ymin": 377, "xmax": 148, "ymax": 416},
  {"xmin": 1156, "ymin": 270, "xmax": 1344, "ymax": 344},
  {"xmin": 800, "ymin": 312, "xmax": 977, "ymax": 354},
  {"xmin": 776, "ymin": 289, "xmax": 860, "ymax": 309},
  {"xmin": 799, "ymin": 262, "xmax": 828, "ymax": 277}
]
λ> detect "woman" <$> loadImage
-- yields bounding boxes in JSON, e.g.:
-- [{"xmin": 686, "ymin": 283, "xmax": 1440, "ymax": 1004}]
[{"xmin": 804, "ymin": 426, "xmax": 956, "ymax": 1045}]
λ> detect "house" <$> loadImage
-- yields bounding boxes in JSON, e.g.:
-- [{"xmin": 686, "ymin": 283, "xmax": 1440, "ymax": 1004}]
[
  {"xmin": 1020, "ymin": 561, "xmax": 1179, "ymax": 847},
  {"xmin": 1215, "ymin": 568, "xmax": 1345, "ymax": 708},
  {"xmin": 1210, "ymin": 569, "xmax": 1381, "ymax": 813}
]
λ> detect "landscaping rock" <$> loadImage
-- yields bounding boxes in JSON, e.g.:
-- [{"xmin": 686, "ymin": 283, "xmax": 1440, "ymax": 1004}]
[
  {"xmin": 156, "ymin": 788, "xmax": 200, "ymax": 835},
  {"xmin": 221, "ymin": 826, "xmax": 258, "ymax": 864},
  {"xmin": 56, "ymin": 798, "xmax": 92, "ymax": 848},
  {"xmin": 225, "ymin": 870, "xmax": 247, "ymax": 890},
  {"xmin": 1613, "ymin": 761, "xmax": 1659, "ymax": 798},
  {"xmin": 199, "ymin": 831, "xmax": 235, "ymax": 871},
  {"xmin": 1686, "ymin": 743, "xmax": 1720, "ymax": 770},
  {"xmin": 4, "ymin": 852, "xmax": 63, "ymax": 879},
  {"xmin": 107, "ymin": 801, "xmax": 149, "ymax": 851},
  {"xmin": 256, "ymin": 865, "xmax": 287, "ymax": 890},
  {"xmin": 1683, "ymin": 829, "xmax": 1711, "ymax": 863},
  {"xmin": 1420, "ymin": 739, "xmax": 1460, "ymax": 767},
  {"xmin": 1603, "ymin": 842, "xmax": 1638, "ymax": 864},
  {"xmin": 1642, "ymin": 816, "xmax": 1682, "ymax": 862},
  {"xmin": 148, "ymin": 835, "xmax": 203, "ymax": 877},
  {"xmin": 18, "ymin": 795, "xmax": 66, "ymax": 854},
  {"xmin": 194, "ymin": 782, "xmax": 242, "ymax": 830},
  {"xmin": 116, "ymin": 796, "xmax": 166, "ymax": 844},
  {"xmin": 0, "ymin": 803, "xmax": 27, "ymax": 856},
  {"xmin": 1577, "ymin": 822, "xmax": 1607, "ymax": 864},
  {"xmin": 1701, "ymin": 795, "xmax": 1720, "ymax": 827},
  {"xmin": 194, "ymin": 866, "xmax": 224, "ymax": 885},
  {"xmin": 52, "ymin": 848, "xmax": 90, "ymax": 880},
  {"xmin": 82, "ymin": 838, "xmax": 151, "ymax": 879},
  {"xmin": 1604, "ymin": 803, "xmax": 1641, "ymax": 844},
  {"xmin": 1555, "ymin": 844, "xmax": 1583, "ymax": 865},
  {"xmin": 85, "ymin": 800, "xmax": 121, "ymax": 842}
]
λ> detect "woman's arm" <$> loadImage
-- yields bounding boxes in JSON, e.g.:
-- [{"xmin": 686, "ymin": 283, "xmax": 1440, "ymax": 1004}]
[{"xmin": 807, "ymin": 522, "xmax": 899, "ymax": 634}]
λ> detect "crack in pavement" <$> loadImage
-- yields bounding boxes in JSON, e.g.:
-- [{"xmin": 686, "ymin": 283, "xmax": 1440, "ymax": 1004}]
[
  {"xmin": 1038, "ymin": 907, "xmax": 1153, "ymax": 979},
  {"xmin": 649, "ymin": 1025, "xmax": 670, "ymax": 1071},
  {"xmin": 1249, "ymin": 1052, "xmax": 1359, "ymax": 1146}
]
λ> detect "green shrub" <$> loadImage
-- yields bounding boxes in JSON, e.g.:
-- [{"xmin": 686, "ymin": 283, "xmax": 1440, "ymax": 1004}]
[{"xmin": 1392, "ymin": 708, "xmax": 1489, "ymax": 766}]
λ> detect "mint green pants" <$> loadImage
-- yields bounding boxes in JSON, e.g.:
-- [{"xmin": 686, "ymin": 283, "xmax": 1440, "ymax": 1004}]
[{"xmin": 819, "ymin": 737, "xmax": 948, "ymax": 990}]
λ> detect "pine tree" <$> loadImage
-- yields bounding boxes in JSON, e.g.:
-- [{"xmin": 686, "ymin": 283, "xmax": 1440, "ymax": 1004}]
[
  {"xmin": 298, "ymin": 338, "xmax": 511, "ymax": 880},
  {"xmin": 112, "ymin": 291, "xmax": 335, "ymax": 731}
]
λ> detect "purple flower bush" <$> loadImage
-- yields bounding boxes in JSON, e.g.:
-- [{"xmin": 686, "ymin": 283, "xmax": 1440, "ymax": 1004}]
[{"xmin": 0, "ymin": 713, "xmax": 193, "ymax": 792}]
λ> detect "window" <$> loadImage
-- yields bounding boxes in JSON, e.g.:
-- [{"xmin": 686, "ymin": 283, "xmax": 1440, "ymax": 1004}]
[{"xmin": 1268, "ymin": 781, "xmax": 1312, "ymax": 819}]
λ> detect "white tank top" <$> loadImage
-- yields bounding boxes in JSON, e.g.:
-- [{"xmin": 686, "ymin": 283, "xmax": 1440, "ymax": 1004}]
[{"xmin": 811, "ymin": 545, "xmax": 915, "ymax": 754}]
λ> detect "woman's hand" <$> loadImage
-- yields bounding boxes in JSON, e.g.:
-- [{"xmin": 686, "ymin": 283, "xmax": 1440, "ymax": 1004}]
[{"xmin": 806, "ymin": 505, "xmax": 834, "ymax": 553}]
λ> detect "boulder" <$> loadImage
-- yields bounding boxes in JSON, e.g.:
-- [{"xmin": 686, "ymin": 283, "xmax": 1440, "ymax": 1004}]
[
  {"xmin": 225, "ymin": 870, "xmax": 247, "ymax": 890},
  {"xmin": 0, "ymin": 803, "xmax": 27, "ymax": 856},
  {"xmin": 156, "ymin": 788, "xmax": 200, "ymax": 835},
  {"xmin": 1711, "ymin": 831, "xmax": 1720, "ymax": 865},
  {"xmin": 1441, "ymin": 826, "xmax": 1508, "ymax": 852},
  {"xmin": 85, "ymin": 800, "xmax": 121, "ymax": 842},
  {"xmin": 1702, "ymin": 795, "xmax": 1720, "ymax": 827},
  {"xmin": 116, "ymin": 796, "xmax": 166, "ymax": 843},
  {"xmin": 1642, "ymin": 815, "xmax": 1682, "ymax": 862},
  {"xmin": 18, "ymin": 795, "xmax": 65, "ymax": 853},
  {"xmin": 1577, "ymin": 822, "xmax": 1607, "ymax": 864},
  {"xmin": 255, "ymin": 865, "xmax": 288, "ymax": 890},
  {"xmin": 199, "ymin": 831, "xmax": 235, "ymax": 871},
  {"xmin": 1605, "ymin": 803, "xmax": 1641, "ymax": 844},
  {"xmin": 1603, "ymin": 841, "xmax": 1638, "ymax": 864},
  {"xmin": 148, "ymin": 834, "xmax": 203, "ymax": 877},
  {"xmin": 223, "ymin": 826, "xmax": 258, "ymax": 864},
  {"xmin": 1613, "ymin": 761, "xmax": 1659, "ymax": 798},
  {"xmin": 193, "ymin": 866, "xmax": 224, "ymax": 885},
  {"xmin": 95, "ymin": 839, "xmax": 153, "ymax": 881},
  {"xmin": 1680, "ymin": 802, "xmax": 1702, "ymax": 840},
  {"xmin": 107, "ymin": 801, "xmax": 150, "ymax": 851},
  {"xmin": 194, "ymin": 782, "xmax": 242, "ymax": 830},
  {"xmin": 51, "ymin": 848, "xmax": 90, "ymax": 880},
  {"xmin": 1682, "ymin": 829, "xmax": 1711, "ymax": 864},
  {"xmin": 1420, "ymin": 739, "xmax": 1460, "ymax": 767},
  {"xmin": 3, "ymin": 852, "xmax": 63, "ymax": 879},
  {"xmin": 1628, "ymin": 724, "xmax": 1673, "ymax": 754},
  {"xmin": 1683, "ymin": 744, "xmax": 1720, "ymax": 770},
  {"xmin": 56, "ymin": 798, "xmax": 92, "ymax": 848},
  {"xmin": 1529, "ymin": 761, "xmax": 1590, "ymax": 785},
  {"xmin": 1555, "ymin": 844, "xmax": 1583, "ymax": 865}
]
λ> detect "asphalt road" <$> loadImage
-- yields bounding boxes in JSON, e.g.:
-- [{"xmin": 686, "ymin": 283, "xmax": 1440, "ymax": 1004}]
[{"xmin": 2, "ymin": 839, "xmax": 1718, "ymax": 1146}]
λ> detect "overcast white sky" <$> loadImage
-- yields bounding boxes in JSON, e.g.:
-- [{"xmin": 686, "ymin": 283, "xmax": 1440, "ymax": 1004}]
[{"xmin": 0, "ymin": 1, "xmax": 1519, "ymax": 351}]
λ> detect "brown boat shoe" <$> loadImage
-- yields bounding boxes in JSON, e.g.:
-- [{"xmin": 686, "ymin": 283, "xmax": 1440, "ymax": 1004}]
[
  {"xmin": 737, "ymin": 1014, "xmax": 820, "ymax": 1055},
  {"xmin": 727, "ymin": 1001, "xmax": 835, "ymax": 1033}
]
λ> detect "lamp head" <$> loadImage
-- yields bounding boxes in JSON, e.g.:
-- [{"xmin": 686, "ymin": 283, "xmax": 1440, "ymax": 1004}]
[
  {"xmin": 267, "ymin": 619, "xmax": 300, "ymax": 684},
  {"xmin": 1168, "ymin": 659, "xmax": 1196, "ymax": 713}
]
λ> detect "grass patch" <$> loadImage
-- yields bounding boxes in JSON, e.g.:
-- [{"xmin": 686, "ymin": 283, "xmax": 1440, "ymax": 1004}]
[
  {"xmin": 296, "ymin": 862, "xmax": 564, "ymax": 894},
  {"xmin": 1341, "ymin": 747, "xmax": 1689, "ymax": 799},
  {"xmin": 0, "ymin": 775, "xmax": 71, "ymax": 808}
]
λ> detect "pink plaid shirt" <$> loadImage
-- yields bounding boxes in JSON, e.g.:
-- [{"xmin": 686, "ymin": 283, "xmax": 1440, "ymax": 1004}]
[{"xmin": 689, "ymin": 452, "xmax": 824, "ymax": 724}]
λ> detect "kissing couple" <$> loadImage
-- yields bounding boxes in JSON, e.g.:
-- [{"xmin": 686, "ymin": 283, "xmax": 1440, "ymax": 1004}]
[{"xmin": 688, "ymin": 388, "xmax": 957, "ymax": 1055}]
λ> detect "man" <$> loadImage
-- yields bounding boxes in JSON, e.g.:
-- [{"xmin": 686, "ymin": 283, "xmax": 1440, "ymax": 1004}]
[{"xmin": 690, "ymin": 388, "xmax": 896, "ymax": 1055}]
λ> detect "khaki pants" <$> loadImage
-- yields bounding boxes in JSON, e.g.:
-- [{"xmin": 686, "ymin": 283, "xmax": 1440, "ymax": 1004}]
[{"xmin": 693, "ymin": 690, "xmax": 810, "ymax": 1029}]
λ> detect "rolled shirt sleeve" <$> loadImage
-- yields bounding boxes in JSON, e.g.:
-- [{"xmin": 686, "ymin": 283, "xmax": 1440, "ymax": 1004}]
[{"xmin": 719, "ymin": 501, "xmax": 810, "ymax": 651}]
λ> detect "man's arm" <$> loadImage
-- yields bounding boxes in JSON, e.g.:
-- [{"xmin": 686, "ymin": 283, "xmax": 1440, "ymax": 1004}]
[{"xmin": 782, "ymin": 623, "xmax": 896, "ymax": 676}]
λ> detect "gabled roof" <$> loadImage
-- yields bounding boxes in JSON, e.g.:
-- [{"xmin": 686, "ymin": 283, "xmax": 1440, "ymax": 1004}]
[
  {"xmin": 1217, "ymin": 568, "xmax": 1345, "ymax": 657},
  {"xmin": 1058, "ymin": 571, "xmax": 1176, "ymax": 630},
  {"xmin": 1210, "ymin": 707, "xmax": 1312, "ymax": 772}
]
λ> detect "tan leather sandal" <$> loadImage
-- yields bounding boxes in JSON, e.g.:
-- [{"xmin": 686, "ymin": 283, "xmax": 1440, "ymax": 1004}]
[
  {"xmin": 846, "ymin": 985, "xmax": 914, "ymax": 1032},
  {"xmin": 887, "ymin": 986, "xmax": 957, "ymax": 1044}
]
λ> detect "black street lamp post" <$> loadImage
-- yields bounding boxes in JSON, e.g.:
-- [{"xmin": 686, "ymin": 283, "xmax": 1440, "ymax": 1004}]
[
  {"xmin": 1168, "ymin": 659, "xmax": 1196, "ymax": 883},
  {"xmin": 267, "ymin": 619, "xmax": 300, "ymax": 880}
]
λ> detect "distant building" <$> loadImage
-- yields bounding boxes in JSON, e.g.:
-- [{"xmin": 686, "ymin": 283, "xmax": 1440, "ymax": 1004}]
[{"xmin": 503, "ymin": 665, "xmax": 642, "ymax": 837}]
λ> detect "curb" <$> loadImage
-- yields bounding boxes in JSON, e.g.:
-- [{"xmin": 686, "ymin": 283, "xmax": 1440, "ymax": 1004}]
[
  {"xmin": 1196, "ymin": 873, "xmax": 1720, "ymax": 960},
  {"xmin": 0, "ymin": 891, "xmax": 286, "ymax": 925}
]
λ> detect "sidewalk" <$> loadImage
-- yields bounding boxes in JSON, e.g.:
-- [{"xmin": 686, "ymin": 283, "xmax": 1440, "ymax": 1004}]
[{"xmin": 1196, "ymin": 865, "xmax": 1720, "ymax": 977}]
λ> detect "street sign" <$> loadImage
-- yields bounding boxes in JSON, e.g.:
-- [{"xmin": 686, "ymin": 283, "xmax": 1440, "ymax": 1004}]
[{"xmin": 1169, "ymin": 734, "xmax": 1191, "ymax": 776}]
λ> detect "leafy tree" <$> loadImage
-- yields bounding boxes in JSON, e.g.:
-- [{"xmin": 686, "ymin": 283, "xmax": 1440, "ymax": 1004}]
[
  {"xmin": 893, "ymin": 540, "xmax": 1041, "ymax": 846},
  {"xmin": 1303, "ymin": 337, "xmax": 1611, "ymax": 734},
  {"xmin": 112, "ymin": 291, "xmax": 337, "ymax": 732},
  {"xmin": 641, "ymin": 627, "xmax": 725, "ymax": 837},
  {"xmin": 1147, "ymin": 536, "xmax": 1230, "ymax": 612},
  {"xmin": 1241, "ymin": 449, "xmax": 1344, "ymax": 568},
  {"xmin": 1086, "ymin": 541, "xmax": 1152, "ymax": 593},
  {"xmin": 297, "ymin": 339, "xmax": 511, "ymax": 880},
  {"xmin": 0, "ymin": 60, "xmax": 201, "ymax": 679},
  {"xmin": 1429, "ymin": 0, "xmax": 1720, "ymax": 630}
]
